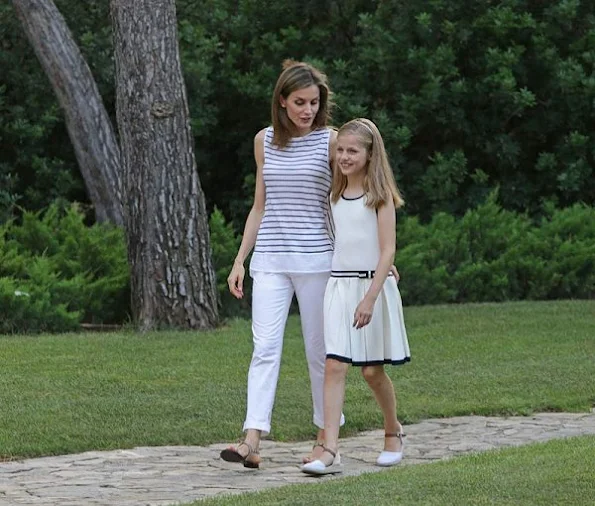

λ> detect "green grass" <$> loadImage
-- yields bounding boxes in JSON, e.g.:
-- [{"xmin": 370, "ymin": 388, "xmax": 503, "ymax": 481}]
[
  {"xmin": 0, "ymin": 299, "xmax": 593, "ymax": 459},
  {"xmin": 195, "ymin": 435, "xmax": 595, "ymax": 506}
]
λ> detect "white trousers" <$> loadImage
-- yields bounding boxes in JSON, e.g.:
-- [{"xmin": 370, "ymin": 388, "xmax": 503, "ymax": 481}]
[{"xmin": 244, "ymin": 271, "xmax": 344, "ymax": 435}]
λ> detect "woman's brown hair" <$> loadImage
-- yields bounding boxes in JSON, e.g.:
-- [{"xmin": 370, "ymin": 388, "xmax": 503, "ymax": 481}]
[{"xmin": 271, "ymin": 60, "xmax": 333, "ymax": 148}]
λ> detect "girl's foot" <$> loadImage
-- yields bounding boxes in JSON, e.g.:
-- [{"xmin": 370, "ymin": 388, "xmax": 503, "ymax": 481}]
[
  {"xmin": 301, "ymin": 445, "xmax": 343, "ymax": 475},
  {"xmin": 302, "ymin": 441, "xmax": 325, "ymax": 464},
  {"xmin": 376, "ymin": 426, "xmax": 405, "ymax": 467},
  {"xmin": 383, "ymin": 426, "xmax": 404, "ymax": 453}
]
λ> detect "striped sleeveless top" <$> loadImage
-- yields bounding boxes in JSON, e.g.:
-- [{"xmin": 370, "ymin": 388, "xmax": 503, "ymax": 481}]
[{"xmin": 250, "ymin": 127, "xmax": 334, "ymax": 274}]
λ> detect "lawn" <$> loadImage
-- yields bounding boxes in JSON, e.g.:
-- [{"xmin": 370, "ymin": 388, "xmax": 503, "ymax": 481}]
[
  {"xmin": 194, "ymin": 435, "xmax": 595, "ymax": 506},
  {"xmin": 0, "ymin": 299, "xmax": 593, "ymax": 460}
]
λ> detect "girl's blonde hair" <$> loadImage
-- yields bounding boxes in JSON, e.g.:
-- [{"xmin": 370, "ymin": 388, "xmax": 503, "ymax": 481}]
[
  {"xmin": 331, "ymin": 118, "xmax": 404, "ymax": 209},
  {"xmin": 271, "ymin": 60, "xmax": 333, "ymax": 148}
]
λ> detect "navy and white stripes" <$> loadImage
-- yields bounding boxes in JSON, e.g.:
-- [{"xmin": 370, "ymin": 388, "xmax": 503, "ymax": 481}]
[
  {"xmin": 256, "ymin": 128, "xmax": 333, "ymax": 255},
  {"xmin": 250, "ymin": 127, "xmax": 334, "ymax": 274}
]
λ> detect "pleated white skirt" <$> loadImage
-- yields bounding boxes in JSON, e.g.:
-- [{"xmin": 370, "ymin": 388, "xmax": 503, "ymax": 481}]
[{"xmin": 323, "ymin": 276, "xmax": 411, "ymax": 366}]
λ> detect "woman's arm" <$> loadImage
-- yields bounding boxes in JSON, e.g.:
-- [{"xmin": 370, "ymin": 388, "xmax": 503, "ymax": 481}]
[
  {"xmin": 353, "ymin": 202, "xmax": 396, "ymax": 328},
  {"xmin": 328, "ymin": 128, "xmax": 338, "ymax": 167},
  {"xmin": 227, "ymin": 128, "xmax": 267, "ymax": 299}
]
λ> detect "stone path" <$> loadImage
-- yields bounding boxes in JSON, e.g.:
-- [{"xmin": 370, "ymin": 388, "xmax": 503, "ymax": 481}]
[{"xmin": 1, "ymin": 412, "xmax": 594, "ymax": 506}]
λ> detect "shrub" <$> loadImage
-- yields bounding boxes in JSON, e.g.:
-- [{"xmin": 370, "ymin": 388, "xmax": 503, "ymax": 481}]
[
  {"xmin": 209, "ymin": 207, "xmax": 251, "ymax": 318},
  {"xmin": 2, "ymin": 197, "xmax": 592, "ymax": 333},
  {"xmin": 397, "ymin": 194, "xmax": 595, "ymax": 305},
  {"xmin": 0, "ymin": 275, "xmax": 80, "ymax": 334},
  {"xmin": 0, "ymin": 202, "xmax": 129, "ymax": 333},
  {"xmin": 0, "ymin": 203, "xmax": 250, "ymax": 333}
]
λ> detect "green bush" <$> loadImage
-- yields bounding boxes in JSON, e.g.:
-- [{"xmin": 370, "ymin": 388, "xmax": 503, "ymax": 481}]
[
  {"xmin": 0, "ymin": 275, "xmax": 80, "ymax": 334},
  {"xmin": 0, "ymin": 202, "xmax": 129, "ymax": 332},
  {"xmin": 397, "ymin": 194, "xmax": 595, "ymax": 305},
  {"xmin": 212, "ymin": 194, "xmax": 594, "ymax": 313},
  {"xmin": 0, "ymin": 202, "xmax": 250, "ymax": 333},
  {"xmin": 1, "ymin": 198, "xmax": 591, "ymax": 333},
  {"xmin": 209, "ymin": 207, "xmax": 251, "ymax": 318}
]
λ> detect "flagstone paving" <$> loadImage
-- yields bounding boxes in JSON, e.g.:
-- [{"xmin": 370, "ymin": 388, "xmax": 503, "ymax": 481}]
[{"xmin": 1, "ymin": 412, "xmax": 594, "ymax": 505}]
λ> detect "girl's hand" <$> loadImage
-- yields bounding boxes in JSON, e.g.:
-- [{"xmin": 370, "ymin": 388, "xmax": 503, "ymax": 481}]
[
  {"xmin": 227, "ymin": 262, "xmax": 245, "ymax": 299},
  {"xmin": 390, "ymin": 264, "xmax": 400, "ymax": 282},
  {"xmin": 353, "ymin": 297, "xmax": 374, "ymax": 329}
]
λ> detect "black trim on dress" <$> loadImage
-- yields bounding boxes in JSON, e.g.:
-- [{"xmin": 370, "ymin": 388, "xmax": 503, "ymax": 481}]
[
  {"xmin": 330, "ymin": 270, "xmax": 395, "ymax": 279},
  {"xmin": 326, "ymin": 353, "xmax": 411, "ymax": 367}
]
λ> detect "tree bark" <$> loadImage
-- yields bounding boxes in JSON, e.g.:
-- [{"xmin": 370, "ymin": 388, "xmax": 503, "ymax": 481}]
[
  {"xmin": 111, "ymin": 0, "xmax": 218, "ymax": 330},
  {"xmin": 11, "ymin": 0, "xmax": 124, "ymax": 226}
]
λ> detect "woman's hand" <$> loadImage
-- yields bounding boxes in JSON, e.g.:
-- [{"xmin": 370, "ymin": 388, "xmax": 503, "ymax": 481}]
[
  {"xmin": 390, "ymin": 264, "xmax": 400, "ymax": 282},
  {"xmin": 227, "ymin": 261, "xmax": 245, "ymax": 299},
  {"xmin": 353, "ymin": 297, "xmax": 375, "ymax": 329}
]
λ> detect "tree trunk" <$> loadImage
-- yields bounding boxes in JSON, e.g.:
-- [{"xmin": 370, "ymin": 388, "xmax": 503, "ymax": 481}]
[
  {"xmin": 11, "ymin": 0, "xmax": 124, "ymax": 226},
  {"xmin": 110, "ymin": 0, "xmax": 218, "ymax": 330}
]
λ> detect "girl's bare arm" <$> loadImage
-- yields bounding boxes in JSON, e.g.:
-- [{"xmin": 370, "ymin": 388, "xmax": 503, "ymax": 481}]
[{"xmin": 353, "ymin": 202, "xmax": 396, "ymax": 328}]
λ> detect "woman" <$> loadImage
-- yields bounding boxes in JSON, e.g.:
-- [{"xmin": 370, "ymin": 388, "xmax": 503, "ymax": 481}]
[{"xmin": 219, "ymin": 60, "xmax": 343, "ymax": 468}]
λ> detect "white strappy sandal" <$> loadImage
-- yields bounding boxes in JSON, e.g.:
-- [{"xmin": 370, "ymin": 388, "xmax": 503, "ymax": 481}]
[
  {"xmin": 376, "ymin": 431, "xmax": 405, "ymax": 467},
  {"xmin": 301, "ymin": 445, "xmax": 343, "ymax": 475}
]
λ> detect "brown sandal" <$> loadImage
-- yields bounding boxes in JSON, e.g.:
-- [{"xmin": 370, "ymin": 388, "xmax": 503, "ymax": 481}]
[
  {"xmin": 302, "ymin": 441, "xmax": 325, "ymax": 464},
  {"xmin": 385, "ymin": 432, "xmax": 406, "ymax": 440},
  {"xmin": 220, "ymin": 440, "xmax": 261, "ymax": 469}
]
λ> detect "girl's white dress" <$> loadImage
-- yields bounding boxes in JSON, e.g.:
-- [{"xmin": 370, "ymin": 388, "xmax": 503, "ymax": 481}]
[{"xmin": 324, "ymin": 195, "xmax": 411, "ymax": 366}]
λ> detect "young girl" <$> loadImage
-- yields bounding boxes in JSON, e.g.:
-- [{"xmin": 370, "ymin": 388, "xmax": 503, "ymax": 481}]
[{"xmin": 301, "ymin": 118, "xmax": 411, "ymax": 475}]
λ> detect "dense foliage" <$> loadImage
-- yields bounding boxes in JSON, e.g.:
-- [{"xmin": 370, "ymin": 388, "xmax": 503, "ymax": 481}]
[
  {"xmin": 0, "ymin": 203, "xmax": 128, "ymax": 333},
  {"xmin": 1, "ymin": 1, "xmax": 593, "ymax": 333},
  {"xmin": 1, "ymin": 199, "xmax": 592, "ymax": 333},
  {"xmin": 397, "ymin": 193, "xmax": 595, "ymax": 304},
  {"xmin": 1, "ymin": 0, "xmax": 594, "ymax": 226}
]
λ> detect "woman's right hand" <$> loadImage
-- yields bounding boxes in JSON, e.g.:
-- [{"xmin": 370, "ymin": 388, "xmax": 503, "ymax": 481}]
[{"xmin": 227, "ymin": 261, "xmax": 245, "ymax": 299}]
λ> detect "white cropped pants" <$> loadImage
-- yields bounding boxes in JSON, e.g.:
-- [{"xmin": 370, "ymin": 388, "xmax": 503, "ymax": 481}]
[{"xmin": 244, "ymin": 271, "xmax": 344, "ymax": 435}]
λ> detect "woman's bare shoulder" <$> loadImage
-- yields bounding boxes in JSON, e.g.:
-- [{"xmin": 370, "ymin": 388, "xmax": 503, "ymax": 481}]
[{"xmin": 254, "ymin": 127, "xmax": 268, "ymax": 143}]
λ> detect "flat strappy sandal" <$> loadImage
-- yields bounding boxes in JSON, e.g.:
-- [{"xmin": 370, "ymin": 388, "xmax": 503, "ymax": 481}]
[
  {"xmin": 220, "ymin": 441, "xmax": 261, "ymax": 469},
  {"xmin": 301, "ymin": 445, "xmax": 343, "ymax": 475},
  {"xmin": 376, "ymin": 431, "xmax": 406, "ymax": 467},
  {"xmin": 302, "ymin": 441, "xmax": 325, "ymax": 464}
]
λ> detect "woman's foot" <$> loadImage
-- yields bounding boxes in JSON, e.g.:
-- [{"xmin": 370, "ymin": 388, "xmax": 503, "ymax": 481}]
[
  {"xmin": 301, "ymin": 445, "xmax": 343, "ymax": 475},
  {"xmin": 220, "ymin": 440, "xmax": 261, "ymax": 469}
]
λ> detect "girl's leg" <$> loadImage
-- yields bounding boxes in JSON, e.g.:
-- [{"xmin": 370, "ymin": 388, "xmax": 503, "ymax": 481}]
[
  {"xmin": 237, "ymin": 272, "xmax": 294, "ymax": 458},
  {"xmin": 361, "ymin": 365, "xmax": 402, "ymax": 452},
  {"xmin": 321, "ymin": 357, "xmax": 349, "ymax": 463},
  {"xmin": 293, "ymin": 272, "xmax": 344, "ymax": 460}
]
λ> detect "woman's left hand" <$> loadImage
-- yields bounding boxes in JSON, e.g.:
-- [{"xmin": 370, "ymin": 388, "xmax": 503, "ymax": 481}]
[
  {"xmin": 353, "ymin": 298, "xmax": 374, "ymax": 329},
  {"xmin": 390, "ymin": 264, "xmax": 400, "ymax": 282}
]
